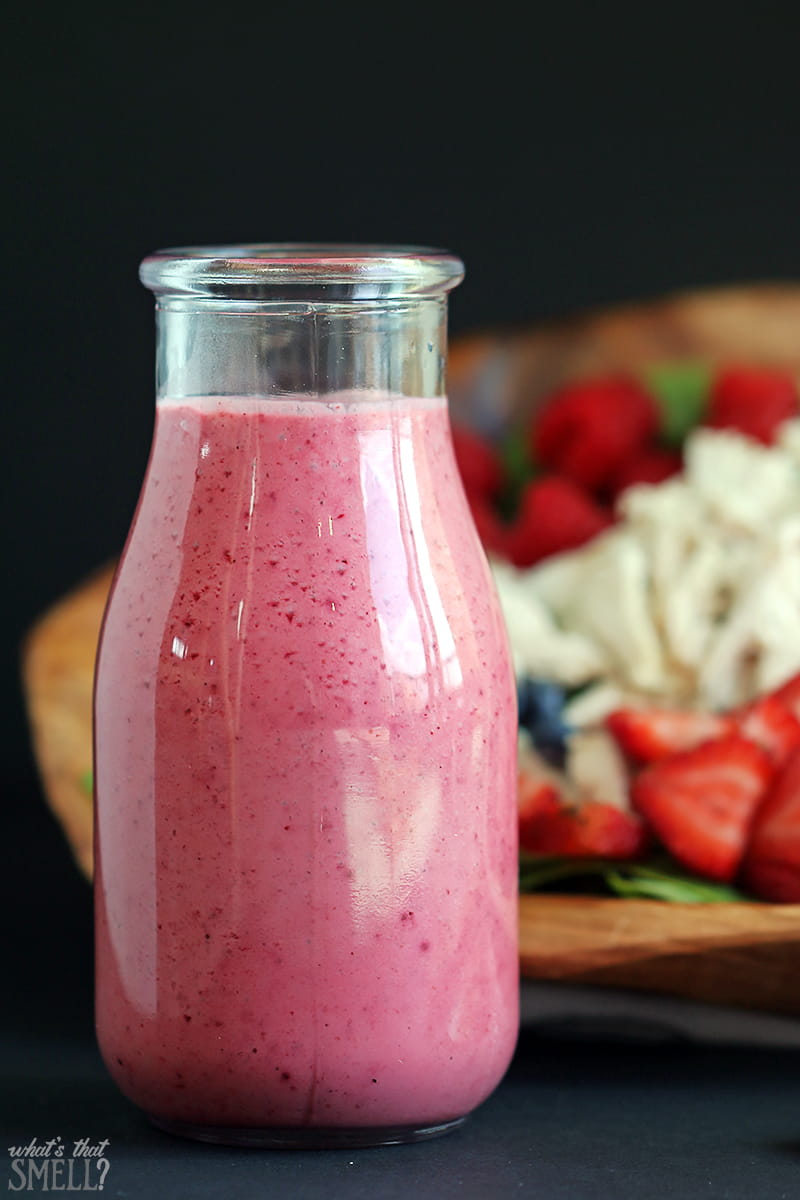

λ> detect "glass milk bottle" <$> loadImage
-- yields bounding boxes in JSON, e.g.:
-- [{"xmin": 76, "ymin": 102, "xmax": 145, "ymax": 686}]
[{"xmin": 94, "ymin": 245, "xmax": 519, "ymax": 1148}]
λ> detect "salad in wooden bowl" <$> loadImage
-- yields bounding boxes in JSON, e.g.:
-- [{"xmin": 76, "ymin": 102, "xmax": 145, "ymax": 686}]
[{"xmin": 447, "ymin": 283, "xmax": 800, "ymax": 1015}]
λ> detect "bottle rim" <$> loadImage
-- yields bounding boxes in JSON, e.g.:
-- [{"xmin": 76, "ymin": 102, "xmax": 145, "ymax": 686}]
[{"xmin": 139, "ymin": 244, "xmax": 465, "ymax": 300}]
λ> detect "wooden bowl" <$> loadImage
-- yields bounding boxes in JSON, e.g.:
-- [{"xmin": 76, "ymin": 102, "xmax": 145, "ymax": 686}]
[
  {"xmin": 518, "ymin": 895, "xmax": 800, "ymax": 1016},
  {"xmin": 22, "ymin": 283, "xmax": 800, "ymax": 1016},
  {"xmin": 22, "ymin": 561, "xmax": 114, "ymax": 880}
]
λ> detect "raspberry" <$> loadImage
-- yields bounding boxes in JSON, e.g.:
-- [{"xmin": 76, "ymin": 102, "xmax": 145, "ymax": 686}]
[
  {"xmin": 611, "ymin": 447, "xmax": 683, "ymax": 497},
  {"xmin": 532, "ymin": 376, "xmax": 660, "ymax": 491},
  {"xmin": 505, "ymin": 475, "xmax": 613, "ymax": 568},
  {"xmin": 705, "ymin": 366, "xmax": 799, "ymax": 445},
  {"xmin": 451, "ymin": 424, "xmax": 503, "ymax": 497}
]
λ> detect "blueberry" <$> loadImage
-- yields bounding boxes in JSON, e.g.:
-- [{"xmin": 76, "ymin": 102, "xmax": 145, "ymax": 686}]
[
  {"xmin": 517, "ymin": 677, "xmax": 572, "ymax": 767},
  {"xmin": 517, "ymin": 677, "xmax": 565, "ymax": 727}
]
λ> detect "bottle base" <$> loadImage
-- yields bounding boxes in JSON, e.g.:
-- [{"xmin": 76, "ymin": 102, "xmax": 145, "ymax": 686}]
[{"xmin": 148, "ymin": 1113, "xmax": 467, "ymax": 1149}]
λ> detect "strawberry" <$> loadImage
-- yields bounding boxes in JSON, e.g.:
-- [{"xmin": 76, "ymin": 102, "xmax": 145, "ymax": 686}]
[
  {"xmin": 607, "ymin": 694, "xmax": 800, "ymax": 769},
  {"xmin": 504, "ymin": 475, "xmax": 613, "ymax": 568},
  {"xmin": 611, "ymin": 446, "xmax": 683, "ymax": 498},
  {"xmin": 606, "ymin": 707, "xmax": 735, "ymax": 764},
  {"xmin": 704, "ymin": 365, "xmax": 799, "ymax": 445},
  {"xmin": 631, "ymin": 736, "xmax": 774, "ymax": 882},
  {"xmin": 532, "ymin": 376, "xmax": 660, "ymax": 491},
  {"xmin": 521, "ymin": 798, "xmax": 649, "ymax": 859},
  {"xmin": 741, "ymin": 745, "xmax": 800, "ymax": 902},
  {"xmin": 518, "ymin": 775, "xmax": 563, "ymax": 853},
  {"xmin": 734, "ymin": 694, "xmax": 800, "ymax": 766},
  {"xmin": 771, "ymin": 672, "xmax": 800, "ymax": 721},
  {"xmin": 451, "ymin": 424, "xmax": 503, "ymax": 498}
]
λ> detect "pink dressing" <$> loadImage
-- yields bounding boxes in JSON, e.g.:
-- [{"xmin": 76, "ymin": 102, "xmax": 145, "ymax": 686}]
[{"xmin": 94, "ymin": 393, "xmax": 518, "ymax": 1130}]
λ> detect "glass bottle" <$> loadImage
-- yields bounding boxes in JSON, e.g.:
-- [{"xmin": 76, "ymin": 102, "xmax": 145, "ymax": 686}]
[{"xmin": 94, "ymin": 245, "xmax": 519, "ymax": 1148}]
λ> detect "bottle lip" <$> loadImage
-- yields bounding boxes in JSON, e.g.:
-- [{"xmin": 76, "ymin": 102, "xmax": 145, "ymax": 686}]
[{"xmin": 139, "ymin": 244, "xmax": 465, "ymax": 300}]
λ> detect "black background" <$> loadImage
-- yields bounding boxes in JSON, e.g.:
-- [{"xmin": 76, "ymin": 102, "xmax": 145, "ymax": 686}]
[{"xmin": 5, "ymin": 5, "xmax": 800, "ymax": 1035}]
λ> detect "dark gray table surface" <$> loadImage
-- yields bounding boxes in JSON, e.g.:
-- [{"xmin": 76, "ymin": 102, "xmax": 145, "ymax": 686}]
[{"xmin": 4, "ymin": 1020, "xmax": 800, "ymax": 1200}]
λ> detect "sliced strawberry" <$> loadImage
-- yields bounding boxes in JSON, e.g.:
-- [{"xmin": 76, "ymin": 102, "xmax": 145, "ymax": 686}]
[
  {"xmin": 504, "ymin": 475, "xmax": 613, "ymax": 568},
  {"xmin": 741, "ymin": 745, "xmax": 800, "ymax": 901},
  {"xmin": 631, "ymin": 736, "xmax": 774, "ymax": 882},
  {"xmin": 734, "ymin": 694, "xmax": 800, "ymax": 766},
  {"xmin": 771, "ymin": 672, "xmax": 800, "ymax": 721},
  {"xmin": 606, "ymin": 707, "xmax": 735, "ymax": 764},
  {"xmin": 704, "ymin": 365, "xmax": 799, "ymax": 445},
  {"xmin": 451, "ymin": 424, "xmax": 504, "ymax": 498},
  {"xmin": 522, "ymin": 798, "xmax": 649, "ymax": 859},
  {"xmin": 532, "ymin": 376, "xmax": 660, "ymax": 491},
  {"xmin": 611, "ymin": 446, "xmax": 683, "ymax": 498},
  {"xmin": 607, "ymin": 697, "xmax": 800, "ymax": 769},
  {"xmin": 518, "ymin": 775, "xmax": 563, "ymax": 854}
]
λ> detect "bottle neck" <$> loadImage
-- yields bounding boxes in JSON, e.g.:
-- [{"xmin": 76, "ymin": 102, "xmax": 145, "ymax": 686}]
[{"xmin": 154, "ymin": 298, "xmax": 449, "ymax": 402}]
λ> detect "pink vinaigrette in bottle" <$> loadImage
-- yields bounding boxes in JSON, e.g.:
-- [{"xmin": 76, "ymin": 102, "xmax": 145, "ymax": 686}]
[{"xmin": 93, "ymin": 246, "xmax": 519, "ymax": 1148}]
